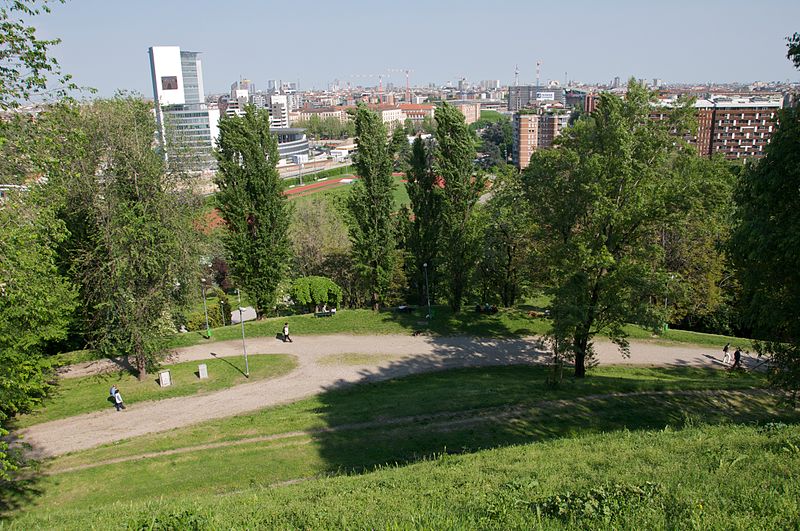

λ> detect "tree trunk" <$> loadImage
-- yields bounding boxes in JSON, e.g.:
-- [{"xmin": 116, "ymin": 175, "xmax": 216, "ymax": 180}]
[
  {"xmin": 136, "ymin": 354, "xmax": 147, "ymax": 381},
  {"xmin": 573, "ymin": 335, "xmax": 588, "ymax": 378},
  {"xmin": 372, "ymin": 292, "xmax": 379, "ymax": 312}
]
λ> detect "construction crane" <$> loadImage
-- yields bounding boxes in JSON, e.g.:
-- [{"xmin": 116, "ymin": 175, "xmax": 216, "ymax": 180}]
[{"xmin": 514, "ymin": 64, "xmax": 519, "ymax": 87}]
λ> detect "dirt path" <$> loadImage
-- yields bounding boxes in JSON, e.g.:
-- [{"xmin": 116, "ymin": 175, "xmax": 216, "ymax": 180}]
[
  {"xmin": 21, "ymin": 334, "xmax": 749, "ymax": 458},
  {"xmin": 48, "ymin": 388, "xmax": 770, "ymax": 475}
]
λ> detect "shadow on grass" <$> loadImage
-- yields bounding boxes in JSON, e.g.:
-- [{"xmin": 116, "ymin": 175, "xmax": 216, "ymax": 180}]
[
  {"xmin": 210, "ymin": 352, "xmax": 247, "ymax": 378},
  {"xmin": 0, "ymin": 437, "xmax": 44, "ymax": 520},
  {"xmin": 308, "ymin": 337, "xmax": 792, "ymax": 479}
]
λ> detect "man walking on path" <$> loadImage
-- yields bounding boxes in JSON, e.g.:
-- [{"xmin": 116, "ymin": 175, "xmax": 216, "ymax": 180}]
[
  {"xmin": 113, "ymin": 389, "xmax": 125, "ymax": 411},
  {"xmin": 722, "ymin": 343, "xmax": 731, "ymax": 364},
  {"xmin": 730, "ymin": 347, "xmax": 742, "ymax": 370},
  {"xmin": 283, "ymin": 322, "xmax": 293, "ymax": 343}
]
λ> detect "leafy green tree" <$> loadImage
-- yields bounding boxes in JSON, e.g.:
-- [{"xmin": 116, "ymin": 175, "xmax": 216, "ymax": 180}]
[
  {"xmin": 390, "ymin": 126, "xmax": 411, "ymax": 172},
  {"xmin": 731, "ymin": 43, "xmax": 800, "ymax": 398},
  {"xmin": 215, "ymin": 105, "xmax": 293, "ymax": 317},
  {"xmin": 0, "ymin": 191, "xmax": 76, "ymax": 478},
  {"xmin": 290, "ymin": 276, "xmax": 342, "ymax": 313},
  {"xmin": 0, "ymin": 0, "xmax": 73, "ymax": 109},
  {"xmin": 434, "ymin": 102, "xmax": 484, "ymax": 312},
  {"xmin": 661, "ymin": 155, "xmax": 737, "ymax": 333},
  {"xmin": 475, "ymin": 170, "xmax": 536, "ymax": 307},
  {"xmin": 406, "ymin": 136, "xmax": 443, "ymax": 305},
  {"xmin": 55, "ymin": 98, "xmax": 201, "ymax": 380},
  {"xmin": 346, "ymin": 104, "xmax": 396, "ymax": 311},
  {"xmin": 787, "ymin": 32, "xmax": 800, "ymax": 69},
  {"xmin": 523, "ymin": 81, "xmax": 698, "ymax": 377}
]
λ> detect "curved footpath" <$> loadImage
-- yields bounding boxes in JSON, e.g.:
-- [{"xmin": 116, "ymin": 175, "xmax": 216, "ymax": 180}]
[{"xmin": 20, "ymin": 334, "xmax": 750, "ymax": 458}]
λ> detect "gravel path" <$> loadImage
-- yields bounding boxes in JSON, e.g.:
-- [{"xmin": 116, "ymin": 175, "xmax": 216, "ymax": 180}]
[{"xmin": 20, "ymin": 334, "xmax": 748, "ymax": 458}]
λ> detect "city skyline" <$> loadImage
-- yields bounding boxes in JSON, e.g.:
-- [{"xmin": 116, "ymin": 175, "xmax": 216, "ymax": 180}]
[{"xmin": 36, "ymin": 0, "xmax": 800, "ymax": 98}]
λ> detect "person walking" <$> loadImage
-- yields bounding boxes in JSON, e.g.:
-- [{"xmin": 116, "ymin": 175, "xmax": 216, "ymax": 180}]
[
  {"xmin": 722, "ymin": 342, "xmax": 731, "ymax": 365},
  {"xmin": 283, "ymin": 322, "xmax": 293, "ymax": 343},
  {"xmin": 730, "ymin": 347, "xmax": 742, "ymax": 371},
  {"xmin": 113, "ymin": 388, "xmax": 125, "ymax": 411}
]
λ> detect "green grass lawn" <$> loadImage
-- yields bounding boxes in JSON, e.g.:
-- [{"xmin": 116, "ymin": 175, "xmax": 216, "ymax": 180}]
[
  {"xmin": 13, "ymin": 354, "xmax": 296, "ymax": 428},
  {"xmin": 5, "ymin": 364, "xmax": 797, "ymax": 528},
  {"xmin": 479, "ymin": 109, "xmax": 505, "ymax": 122}
]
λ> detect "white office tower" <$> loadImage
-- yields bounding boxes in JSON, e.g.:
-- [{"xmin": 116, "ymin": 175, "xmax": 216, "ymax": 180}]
[
  {"xmin": 269, "ymin": 93, "xmax": 290, "ymax": 128},
  {"xmin": 148, "ymin": 46, "xmax": 215, "ymax": 169}
]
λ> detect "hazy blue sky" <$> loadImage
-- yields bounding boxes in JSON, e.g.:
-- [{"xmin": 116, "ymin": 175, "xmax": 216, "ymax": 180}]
[{"xmin": 36, "ymin": 0, "xmax": 800, "ymax": 97}]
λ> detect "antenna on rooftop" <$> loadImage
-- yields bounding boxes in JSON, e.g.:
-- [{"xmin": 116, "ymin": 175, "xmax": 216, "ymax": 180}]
[
  {"xmin": 514, "ymin": 64, "xmax": 519, "ymax": 87},
  {"xmin": 536, "ymin": 60, "xmax": 541, "ymax": 88}
]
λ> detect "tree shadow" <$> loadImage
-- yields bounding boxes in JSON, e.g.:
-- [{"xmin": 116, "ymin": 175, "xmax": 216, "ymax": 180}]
[
  {"xmin": 0, "ymin": 436, "xmax": 46, "ymax": 520},
  {"xmin": 307, "ymin": 336, "xmax": 796, "ymax": 479}
]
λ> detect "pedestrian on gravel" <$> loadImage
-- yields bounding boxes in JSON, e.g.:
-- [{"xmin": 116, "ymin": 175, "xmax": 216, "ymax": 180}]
[
  {"xmin": 114, "ymin": 389, "xmax": 125, "ymax": 411},
  {"xmin": 283, "ymin": 322, "xmax": 293, "ymax": 343},
  {"xmin": 722, "ymin": 342, "xmax": 731, "ymax": 364},
  {"xmin": 730, "ymin": 347, "xmax": 742, "ymax": 370},
  {"xmin": 110, "ymin": 384, "xmax": 117, "ymax": 398}
]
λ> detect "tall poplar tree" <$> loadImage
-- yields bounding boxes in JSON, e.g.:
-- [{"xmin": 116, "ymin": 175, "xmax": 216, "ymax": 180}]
[
  {"xmin": 346, "ymin": 104, "xmax": 395, "ymax": 311},
  {"xmin": 215, "ymin": 106, "xmax": 292, "ymax": 317},
  {"xmin": 434, "ymin": 102, "xmax": 484, "ymax": 312},
  {"xmin": 406, "ymin": 136, "xmax": 442, "ymax": 305}
]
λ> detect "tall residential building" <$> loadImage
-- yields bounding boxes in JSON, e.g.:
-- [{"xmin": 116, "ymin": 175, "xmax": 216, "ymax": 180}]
[
  {"xmin": 508, "ymin": 85, "xmax": 566, "ymax": 111},
  {"xmin": 269, "ymin": 93, "xmax": 290, "ymax": 128},
  {"xmin": 512, "ymin": 110, "xmax": 569, "ymax": 169},
  {"xmin": 148, "ymin": 45, "xmax": 215, "ymax": 168},
  {"xmin": 651, "ymin": 96, "xmax": 783, "ymax": 160}
]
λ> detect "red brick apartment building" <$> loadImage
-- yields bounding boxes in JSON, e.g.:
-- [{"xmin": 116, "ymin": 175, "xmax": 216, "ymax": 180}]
[
  {"xmin": 651, "ymin": 96, "xmax": 782, "ymax": 160},
  {"xmin": 513, "ymin": 110, "xmax": 570, "ymax": 169}
]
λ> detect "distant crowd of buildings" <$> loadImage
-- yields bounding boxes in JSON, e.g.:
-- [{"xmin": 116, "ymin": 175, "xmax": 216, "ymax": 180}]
[{"xmin": 146, "ymin": 45, "xmax": 796, "ymax": 174}]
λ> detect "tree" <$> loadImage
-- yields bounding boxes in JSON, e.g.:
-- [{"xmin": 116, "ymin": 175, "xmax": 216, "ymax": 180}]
[
  {"xmin": 215, "ymin": 105, "xmax": 293, "ymax": 317},
  {"xmin": 731, "ymin": 38, "xmax": 800, "ymax": 399},
  {"xmin": 0, "ymin": 0, "xmax": 73, "ymax": 109},
  {"xmin": 788, "ymin": 32, "xmax": 800, "ymax": 69},
  {"xmin": 346, "ymin": 104, "xmax": 396, "ymax": 311},
  {"xmin": 291, "ymin": 196, "xmax": 350, "ymax": 277},
  {"xmin": 434, "ymin": 102, "xmax": 484, "ymax": 312},
  {"xmin": 523, "ymin": 81, "xmax": 698, "ymax": 377},
  {"xmin": 475, "ymin": 170, "xmax": 536, "ymax": 307},
  {"xmin": 0, "ymin": 191, "xmax": 76, "ymax": 478},
  {"xmin": 50, "ymin": 98, "xmax": 201, "ymax": 380},
  {"xmin": 406, "ymin": 136, "xmax": 443, "ymax": 305},
  {"xmin": 390, "ymin": 126, "xmax": 411, "ymax": 172},
  {"xmin": 290, "ymin": 276, "xmax": 342, "ymax": 313}
]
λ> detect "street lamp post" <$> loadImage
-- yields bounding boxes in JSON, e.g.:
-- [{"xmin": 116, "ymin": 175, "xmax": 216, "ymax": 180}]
[
  {"xmin": 423, "ymin": 262, "xmax": 431, "ymax": 320},
  {"xmin": 237, "ymin": 288, "xmax": 250, "ymax": 377},
  {"xmin": 200, "ymin": 278, "xmax": 211, "ymax": 339},
  {"xmin": 219, "ymin": 300, "xmax": 226, "ymax": 327}
]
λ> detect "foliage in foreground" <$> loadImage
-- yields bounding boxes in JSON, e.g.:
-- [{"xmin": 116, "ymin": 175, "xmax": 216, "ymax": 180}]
[{"xmin": 731, "ymin": 38, "xmax": 800, "ymax": 401}]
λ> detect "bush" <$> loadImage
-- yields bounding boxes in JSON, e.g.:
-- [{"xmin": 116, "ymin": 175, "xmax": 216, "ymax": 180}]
[{"xmin": 290, "ymin": 276, "xmax": 342, "ymax": 313}]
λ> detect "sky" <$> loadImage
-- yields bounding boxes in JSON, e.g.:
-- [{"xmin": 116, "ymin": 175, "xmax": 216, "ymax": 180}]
[{"xmin": 34, "ymin": 0, "xmax": 800, "ymax": 98}]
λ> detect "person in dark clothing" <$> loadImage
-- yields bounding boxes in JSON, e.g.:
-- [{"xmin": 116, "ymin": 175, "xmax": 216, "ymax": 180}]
[{"xmin": 730, "ymin": 347, "xmax": 742, "ymax": 370}]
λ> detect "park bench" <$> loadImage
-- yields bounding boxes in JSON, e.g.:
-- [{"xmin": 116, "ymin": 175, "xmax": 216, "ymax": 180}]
[{"xmin": 315, "ymin": 310, "xmax": 335, "ymax": 318}]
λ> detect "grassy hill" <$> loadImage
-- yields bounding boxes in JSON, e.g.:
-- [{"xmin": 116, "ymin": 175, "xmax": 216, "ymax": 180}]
[{"xmin": 5, "ymin": 365, "xmax": 798, "ymax": 528}]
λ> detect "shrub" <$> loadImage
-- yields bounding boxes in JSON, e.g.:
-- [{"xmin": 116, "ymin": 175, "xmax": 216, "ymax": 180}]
[{"xmin": 290, "ymin": 276, "xmax": 342, "ymax": 313}]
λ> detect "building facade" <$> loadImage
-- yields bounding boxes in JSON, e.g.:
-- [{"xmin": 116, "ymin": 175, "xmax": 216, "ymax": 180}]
[
  {"xmin": 508, "ymin": 86, "xmax": 567, "ymax": 111},
  {"xmin": 512, "ymin": 110, "xmax": 569, "ymax": 169},
  {"xmin": 450, "ymin": 101, "xmax": 481, "ymax": 125},
  {"xmin": 148, "ymin": 46, "xmax": 215, "ymax": 168}
]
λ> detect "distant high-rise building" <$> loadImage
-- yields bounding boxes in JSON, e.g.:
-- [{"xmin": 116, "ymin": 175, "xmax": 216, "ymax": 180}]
[
  {"xmin": 148, "ymin": 45, "xmax": 215, "ymax": 168},
  {"xmin": 507, "ymin": 85, "xmax": 566, "ymax": 111},
  {"xmin": 652, "ymin": 78, "xmax": 663, "ymax": 88},
  {"xmin": 267, "ymin": 79, "xmax": 278, "ymax": 93},
  {"xmin": 480, "ymin": 79, "xmax": 500, "ymax": 90},
  {"xmin": 269, "ymin": 93, "xmax": 290, "ymax": 128},
  {"xmin": 612, "ymin": 76, "xmax": 621, "ymax": 88}
]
